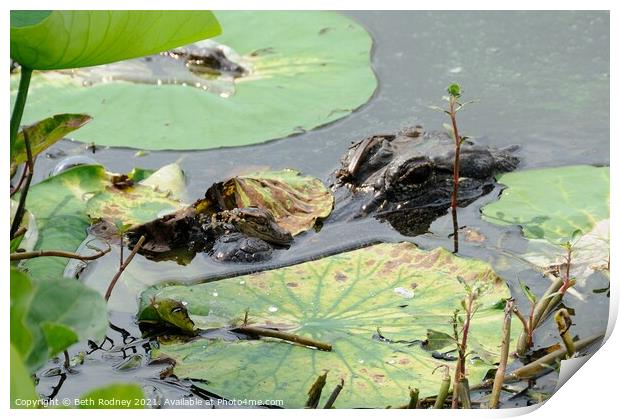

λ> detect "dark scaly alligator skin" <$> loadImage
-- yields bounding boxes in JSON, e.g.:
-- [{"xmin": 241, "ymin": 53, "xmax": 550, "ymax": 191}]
[{"xmin": 330, "ymin": 126, "xmax": 519, "ymax": 236}]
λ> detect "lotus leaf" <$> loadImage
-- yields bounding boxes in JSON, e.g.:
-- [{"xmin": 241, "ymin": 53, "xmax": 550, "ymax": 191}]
[
  {"xmin": 482, "ymin": 165, "xmax": 609, "ymax": 244},
  {"xmin": 482, "ymin": 165, "xmax": 610, "ymax": 282},
  {"xmin": 86, "ymin": 184, "xmax": 182, "ymax": 228},
  {"xmin": 22, "ymin": 164, "xmax": 185, "ymax": 281},
  {"xmin": 204, "ymin": 169, "xmax": 333, "ymax": 235},
  {"xmin": 11, "ymin": 114, "xmax": 92, "ymax": 164},
  {"xmin": 13, "ymin": 11, "xmax": 377, "ymax": 150},
  {"xmin": 147, "ymin": 242, "xmax": 515, "ymax": 408},
  {"xmin": 10, "ymin": 11, "xmax": 221, "ymax": 70}
]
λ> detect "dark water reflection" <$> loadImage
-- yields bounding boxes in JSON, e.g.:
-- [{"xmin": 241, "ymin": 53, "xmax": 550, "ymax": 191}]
[{"xmin": 32, "ymin": 11, "xmax": 609, "ymax": 408}]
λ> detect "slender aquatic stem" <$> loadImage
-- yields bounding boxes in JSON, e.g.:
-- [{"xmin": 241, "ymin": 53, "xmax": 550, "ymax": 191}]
[
  {"xmin": 10, "ymin": 66, "xmax": 33, "ymax": 157},
  {"xmin": 323, "ymin": 379, "xmax": 345, "ymax": 409},
  {"xmin": 10, "ymin": 130, "xmax": 34, "ymax": 239},
  {"xmin": 433, "ymin": 366, "xmax": 451, "ymax": 409},
  {"xmin": 105, "ymin": 235, "xmax": 145, "ymax": 301},
  {"xmin": 10, "ymin": 245, "xmax": 111, "ymax": 261},
  {"xmin": 235, "ymin": 325, "xmax": 332, "ymax": 352},
  {"xmin": 554, "ymin": 309, "xmax": 576, "ymax": 357},
  {"xmin": 452, "ymin": 294, "xmax": 474, "ymax": 408},
  {"xmin": 448, "ymin": 95, "xmax": 462, "ymax": 210},
  {"xmin": 489, "ymin": 300, "xmax": 514, "ymax": 408},
  {"xmin": 406, "ymin": 387, "xmax": 419, "ymax": 409},
  {"xmin": 305, "ymin": 372, "xmax": 328, "ymax": 408}
]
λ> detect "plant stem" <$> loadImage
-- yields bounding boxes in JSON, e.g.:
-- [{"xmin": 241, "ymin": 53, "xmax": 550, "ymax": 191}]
[
  {"xmin": 10, "ymin": 130, "xmax": 34, "ymax": 239},
  {"xmin": 10, "ymin": 66, "xmax": 33, "ymax": 157},
  {"xmin": 235, "ymin": 325, "xmax": 332, "ymax": 352},
  {"xmin": 63, "ymin": 351, "xmax": 70, "ymax": 370},
  {"xmin": 105, "ymin": 235, "xmax": 145, "ymax": 301},
  {"xmin": 456, "ymin": 378, "xmax": 471, "ymax": 409},
  {"xmin": 323, "ymin": 379, "xmax": 344, "ymax": 409},
  {"xmin": 434, "ymin": 367, "xmax": 451, "ymax": 409},
  {"xmin": 508, "ymin": 333, "xmax": 603, "ymax": 380},
  {"xmin": 11, "ymin": 162, "xmax": 30, "ymax": 197},
  {"xmin": 559, "ymin": 245, "xmax": 573, "ymax": 294},
  {"xmin": 554, "ymin": 309, "xmax": 575, "ymax": 357},
  {"xmin": 452, "ymin": 294, "xmax": 474, "ymax": 408},
  {"xmin": 490, "ymin": 300, "xmax": 514, "ymax": 408},
  {"xmin": 451, "ymin": 207, "xmax": 459, "ymax": 253},
  {"xmin": 11, "ymin": 245, "xmax": 111, "ymax": 261},
  {"xmin": 516, "ymin": 276, "xmax": 564, "ymax": 356},
  {"xmin": 448, "ymin": 95, "xmax": 462, "ymax": 210},
  {"xmin": 305, "ymin": 372, "xmax": 327, "ymax": 408},
  {"xmin": 407, "ymin": 387, "xmax": 419, "ymax": 409}
]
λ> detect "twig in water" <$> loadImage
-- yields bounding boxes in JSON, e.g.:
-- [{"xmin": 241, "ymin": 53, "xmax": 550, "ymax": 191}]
[
  {"xmin": 305, "ymin": 372, "xmax": 328, "ymax": 408},
  {"xmin": 11, "ymin": 243, "xmax": 111, "ymax": 261},
  {"xmin": 10, "ymin": 130, "xmax": 34, "ymax": 239},
  {"xmin": 235, "ymin": 325, "xmax": 332, "ymax": 352},
  {"xmin": 105, "ymin": 235, "xmax": 145, "ymax": 301},
  {"xmin": 489, "ymin": 299, "xmax": 514, "ymax": 408},
  {"xmin": 323, "ymin": 379, "xmax": 344, "ymax": 409}
]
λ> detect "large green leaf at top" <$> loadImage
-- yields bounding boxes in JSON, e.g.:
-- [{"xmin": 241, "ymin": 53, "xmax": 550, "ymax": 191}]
[
  {"xmin": 14, "ymin": 11, "xmax": 376, "ymax": 150},
  {"xmin": 10, "ymin": 11, "xmax": 221, "ymax": 69},
  {"xmin": 482, "ymin": 165, "xmax": 609, "ymax": 244},
  {"xmin": 147, "ymin": 242, "xmax": 515, "ymax": 408},
  {"xmin": 10, "ymin": 268, "xmax": 107, "ymax": 373}
]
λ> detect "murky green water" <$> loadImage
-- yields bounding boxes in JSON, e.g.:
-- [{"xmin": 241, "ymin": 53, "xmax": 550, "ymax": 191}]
[{"xmin": 32, "ymin": 11, "xmax": 609, "ymax": 407}]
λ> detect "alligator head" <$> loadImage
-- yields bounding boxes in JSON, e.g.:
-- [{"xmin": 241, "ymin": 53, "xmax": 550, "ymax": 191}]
[{"xmin": 333, "ymin": 127, "xmax": 519, "ymax": 235}]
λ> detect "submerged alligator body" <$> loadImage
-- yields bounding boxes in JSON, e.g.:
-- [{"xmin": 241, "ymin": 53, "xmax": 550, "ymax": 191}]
[
  {"xmin": 121, "ymin": 126, "xmax": 518, "ymax": 262},
  {"xmin": 331, "ymin": 127, "xmax": 519, "ymax": 235}
]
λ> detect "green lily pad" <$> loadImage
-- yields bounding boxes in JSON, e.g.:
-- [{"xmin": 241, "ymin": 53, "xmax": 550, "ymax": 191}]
[
  {"xmin": 147, "ymin": 242, "xmax": 515, "ymax": 408},
  {"xmin": 12, "ymin": 113, "xmax": 92, "ymax": 165},
  {"xmin": 86, "ymin": 183, "xmax": 183, "ymax": 228},
  {"xmin": 203, "ymin": 169, "xmax": 333, "ymax": 235},
  {"xmin": 23, "ymin": 163, "xmax": 185, "ymax": 281},
  {"xmin": 10, "ymin": 11, "xmax": 221, "ymax": 69},
  {"xmin": 482, "ymin": 165, "xmax": 609, "ymax": 244},
  {"xmin": 14, "ymin": 11, "xmax": 376, "ymax": 150},
  {"xmin": 10, "ymin": 199, "xmax": 38, "ymax": 252},
  {"xmin": 22, "ymin": 165, "xmax": 110, "ymax": 281},
  {"xmin": 482, "ymin": 166, "xmax": 610, "ymax": 283},
  {"xmin": 10, "ymin": 267, "xmax": 107, "ymax": 373}
]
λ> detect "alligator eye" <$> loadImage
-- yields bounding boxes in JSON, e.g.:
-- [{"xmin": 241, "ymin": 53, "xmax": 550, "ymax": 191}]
[{"xmin": 402, "ymin": 164, "xmax": 432, "ymax": 184}]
